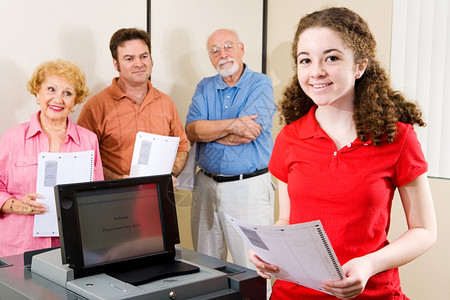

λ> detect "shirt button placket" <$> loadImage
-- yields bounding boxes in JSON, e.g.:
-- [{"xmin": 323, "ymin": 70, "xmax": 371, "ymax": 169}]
[
  {"xmin": 224, "ymin": 94, "xmax": 231, "ymax": 115},
  {"xmin": 330, "ymin": 150, "xmax": 338, "ymax": 167}
]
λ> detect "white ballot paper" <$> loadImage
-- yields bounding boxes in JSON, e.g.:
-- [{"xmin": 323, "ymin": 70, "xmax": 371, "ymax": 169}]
[
  {"xmin": 176, "ymin": 142, "xmax": 197, "ymax": 191},
  {"xmin": 129, "ymin": 132, "xmax": 179, "ymax": 177},
  {"xmin": 34, "ymin": 150, "xmax": 95, "ymax": 237},
  {"xmin": 226, "ymin": 215, "xmax": 345, "ymax": 294}
]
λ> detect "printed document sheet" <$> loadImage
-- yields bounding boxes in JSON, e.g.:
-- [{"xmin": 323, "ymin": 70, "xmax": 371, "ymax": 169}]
[
  {"xmin": 34, "ymin": 150, "xmax": 94, "ymax": 237},
  {"xmin": 129, "ymin": 132, "xmax": 179, "ymax": 177},
  {"xmin": 227, "ymin": 215, "xmax": 344, "ymax": 294},
  {"xmin": 176, "ymin": 142, "xmax": 197, "ymax": 191}
]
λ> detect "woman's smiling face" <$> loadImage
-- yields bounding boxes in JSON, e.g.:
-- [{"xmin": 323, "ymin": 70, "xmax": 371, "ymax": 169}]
[
  {"xmin": 296, "ymin": 27, "xmax": 367, "ymax": 109},
  {"xmin": 37, "ymin": 74, "xmax": 76, "ymax": 125}
]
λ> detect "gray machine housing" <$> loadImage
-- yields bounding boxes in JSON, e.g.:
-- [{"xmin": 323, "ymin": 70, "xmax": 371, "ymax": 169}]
[
  {"xmin": 0, "ymin": 246, "xmax": 265, "ymax": 300},
  {"xmin": 30, "ymin": 248, "xmax": 231, "ymax": 300}
]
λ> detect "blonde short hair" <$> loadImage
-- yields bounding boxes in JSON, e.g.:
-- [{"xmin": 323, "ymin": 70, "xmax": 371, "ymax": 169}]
[{"xmin": 27, "ymin": 59, "xmax": 89, "ymax": 105}]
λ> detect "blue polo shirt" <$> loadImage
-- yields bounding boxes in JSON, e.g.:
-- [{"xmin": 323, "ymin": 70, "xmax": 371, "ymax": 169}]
[{"xmin": 186, "ymin": 65, "xmax": 276, "ymax": 175}]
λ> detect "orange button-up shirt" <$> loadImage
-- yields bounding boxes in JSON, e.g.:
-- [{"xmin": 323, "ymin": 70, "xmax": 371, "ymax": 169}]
[{"xmin": 78, "ymin": 78, "xmax": 188, "ymax": 176}]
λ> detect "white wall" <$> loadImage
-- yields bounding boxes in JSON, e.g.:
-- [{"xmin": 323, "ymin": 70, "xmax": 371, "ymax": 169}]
[{"xmin": 0, "ymin": 0, "xmax": 147, "ymax": 136}]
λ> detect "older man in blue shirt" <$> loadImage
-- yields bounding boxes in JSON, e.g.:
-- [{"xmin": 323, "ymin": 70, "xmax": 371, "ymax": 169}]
[{"xmin": 186, "ymin": 28, "xmax": 276, "ymax": 268}]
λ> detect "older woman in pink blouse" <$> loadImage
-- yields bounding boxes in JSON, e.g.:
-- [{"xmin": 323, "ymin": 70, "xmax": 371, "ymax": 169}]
[{"xmin": 0, "ymin": 59, "xmax": 103, "ymax": 257}]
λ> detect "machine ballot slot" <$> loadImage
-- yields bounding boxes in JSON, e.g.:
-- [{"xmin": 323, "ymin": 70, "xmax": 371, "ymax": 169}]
[
  {"xmin": 0, "ymin": 259, "xmax": 12, "ymax": 268},
  {"xmin": 214, "ymin": 265, "xmax": 245, "ymax": 275}
]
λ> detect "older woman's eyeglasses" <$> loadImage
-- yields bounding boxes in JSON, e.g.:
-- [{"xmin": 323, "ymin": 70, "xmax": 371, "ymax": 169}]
[{"xmin": 208, "ymin": 42, "xmax": 236, "ymax": 57}]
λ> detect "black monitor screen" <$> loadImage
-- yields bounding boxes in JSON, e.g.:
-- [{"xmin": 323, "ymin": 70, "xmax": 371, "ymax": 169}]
[
  {"xmin": 77, "ymin": 183, "xmax": 164, "ymax": 267},
  {"xmin": 55, "ymin": 175, "xmax": 180, "ymax": 279}
]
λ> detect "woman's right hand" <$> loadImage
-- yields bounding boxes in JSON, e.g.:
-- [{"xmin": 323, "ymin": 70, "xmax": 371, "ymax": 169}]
[{"xmin": 249, "ymin": 249, "xmax": 280, "ymax": 279}]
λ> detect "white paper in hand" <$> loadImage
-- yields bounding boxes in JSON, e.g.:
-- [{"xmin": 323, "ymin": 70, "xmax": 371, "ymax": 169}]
[
  {"xmin": 226, "ymin": 215, "xmax": 344, "ymax": 294},
  {"xmin": 34, "ymin": 150, "xmax": 94, "ymax": 237},
  {"xmin": 129, "ymin": 132, "xmax": 179, "ymax": 177}
]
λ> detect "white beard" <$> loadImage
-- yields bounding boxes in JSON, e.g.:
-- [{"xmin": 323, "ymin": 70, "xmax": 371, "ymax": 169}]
[{"xmin": 217, "ymin": 58, "xmax": 239, "ymax": 77}]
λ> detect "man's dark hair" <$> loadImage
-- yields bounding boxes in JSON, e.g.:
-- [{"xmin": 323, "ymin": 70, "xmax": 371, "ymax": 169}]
[{"xmin": 109, "ymin": 28, "xmax": 151, "ymax": 61}]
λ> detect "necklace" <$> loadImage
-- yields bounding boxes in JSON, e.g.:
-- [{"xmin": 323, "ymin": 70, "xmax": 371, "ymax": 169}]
[{"xmin": 42, "ymin": 126, "xmax": 67, "ymax": 132}]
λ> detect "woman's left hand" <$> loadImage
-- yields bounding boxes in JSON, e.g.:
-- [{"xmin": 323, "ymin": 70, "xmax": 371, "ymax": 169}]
[
  {"xmin": 322, "ymin": 256, "xmax": 372, "ymax": 299},
  {"xmin": 18, "ymin": 193, "xmax": 46, "ymax": 215}
]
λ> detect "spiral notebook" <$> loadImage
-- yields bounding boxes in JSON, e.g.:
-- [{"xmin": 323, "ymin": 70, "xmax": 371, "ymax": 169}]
[
  {"xmin": 227, "ymin": 215, "xmax": 344, "ymax": 294},
  {"xmin": 34, "ymin": 150, "xmax": 95, "ymax": 237},
  {"xmin": 129, "ymin": 132, "xmax": 180, "ymax": 177}
]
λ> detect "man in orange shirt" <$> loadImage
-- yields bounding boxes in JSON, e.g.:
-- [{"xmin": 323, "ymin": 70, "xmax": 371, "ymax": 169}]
[{"xmin": 78, "ymin": 28, "xmax": 188, "ymax": 179}]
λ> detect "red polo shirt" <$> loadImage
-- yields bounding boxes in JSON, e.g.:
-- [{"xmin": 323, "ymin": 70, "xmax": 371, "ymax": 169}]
[{"xmin": 269, "ymin": 106, "xmax": 426, "ymax": 299}]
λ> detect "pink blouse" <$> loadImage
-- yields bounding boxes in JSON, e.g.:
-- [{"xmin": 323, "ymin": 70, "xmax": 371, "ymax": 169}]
[{"xmin": 0, "ymin": 112, "xmax": 104, "ymax": 257}]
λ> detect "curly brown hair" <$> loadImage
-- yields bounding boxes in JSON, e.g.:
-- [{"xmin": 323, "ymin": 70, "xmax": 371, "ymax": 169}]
[{"xmin": 280, "ymin": 7, "xmax": 425, "ymax": 145}]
